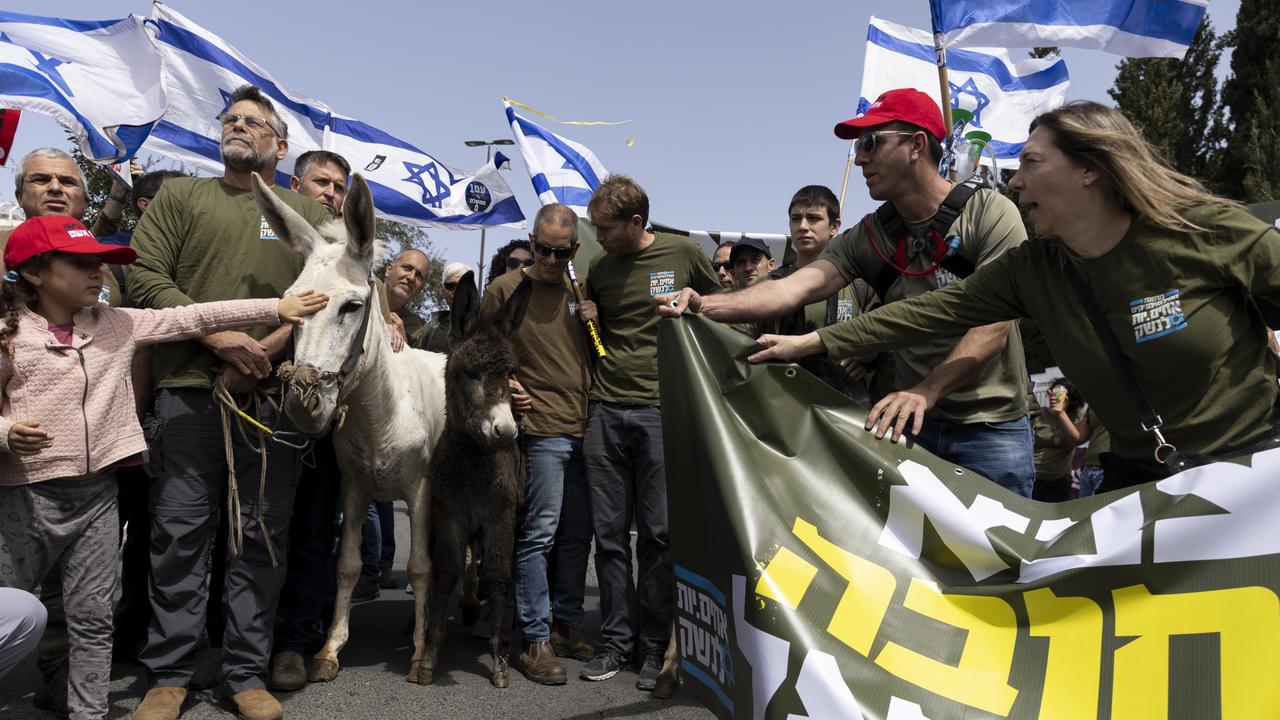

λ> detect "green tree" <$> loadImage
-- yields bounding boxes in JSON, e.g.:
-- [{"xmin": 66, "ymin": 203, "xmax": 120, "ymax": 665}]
[
  {"xmin": 67, "ymin": 139, "xmax": 137, "ymax": 230},
  {"xmin": 1107, "ymin": 20, "xmax": 1228, "ymax": 190},
  {"xmin": 373, "ymin": 218, "xmax": 446, "ymax": 317},
  {"xmin": 1219, "ymin": 0, "xmax": 1280, "ymax": 202}
]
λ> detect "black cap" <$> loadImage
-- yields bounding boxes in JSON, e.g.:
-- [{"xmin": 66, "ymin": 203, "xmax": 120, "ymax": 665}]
[{"xmin": 729, "ymin": 236, "xmax": 771, "ymax": 262}]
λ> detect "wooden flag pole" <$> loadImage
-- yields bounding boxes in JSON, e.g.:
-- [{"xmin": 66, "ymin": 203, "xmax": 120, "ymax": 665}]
[
  {"xmin": 837, "ymin": 140, "xmax": 856, "ymax": 211},
  {"xmin": 934, "ymin": 31, "xmax": 958, "ymax": 182}
]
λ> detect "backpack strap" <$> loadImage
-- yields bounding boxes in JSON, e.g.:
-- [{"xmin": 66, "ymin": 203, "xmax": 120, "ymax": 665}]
[{"xmin": 864, "ymin": 179, "xmax": 984, "ymax": 302}]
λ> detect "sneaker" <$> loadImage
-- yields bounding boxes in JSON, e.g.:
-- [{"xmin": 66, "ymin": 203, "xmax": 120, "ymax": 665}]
[
  {"xmin": 351, "ymin": 578, "xmax": 380, "ymax": 604},
  {"xmin": 549, "ymin": 620, "xmax": 596, "ymax": 662},
  {"xmin": 516, "ymin": 640, "xmax": 567, "ymax": 686},
  {"xmin": 579, "ymin": 650, "xmax": 626, "ymax": 682},
  {"xmin": 635, "ymin": 651, "xmax": 663, "ymax": 691}
]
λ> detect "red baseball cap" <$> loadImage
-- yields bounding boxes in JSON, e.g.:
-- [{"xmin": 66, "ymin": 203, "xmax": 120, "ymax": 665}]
[
  {"xmin": 3, "ymin": 215, "xmax": 137, "ymax": 269},
  {"xmin": 834, "ymin": 88, "xmax": 947, "ymax": 142}
]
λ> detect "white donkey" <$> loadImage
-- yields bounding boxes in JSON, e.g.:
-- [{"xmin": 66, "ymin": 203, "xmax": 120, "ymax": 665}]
[{"xmin": 250, "ymin": 172, "xmax": 446, "ymax": 684}]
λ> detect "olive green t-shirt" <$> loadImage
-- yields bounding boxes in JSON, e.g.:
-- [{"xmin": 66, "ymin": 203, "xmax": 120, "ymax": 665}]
[
  {"xmin": 818, "ymin": 203, "xmax": 1280, "ymax": 466},
  {"xmin": 1032, "ymin": 400, "xmax": 1081, "ymax": 479},
  {"xmin": 480, "ymin": 270, "xmax": 592, "ymax": 437},
  {"xmin": 395, "ymin": 307, "xmax": 427, "ymax": 348},
  {"xmin": 819, "ymin": 188, "xmax": 1029, "ymax": 422},
  {"xmin": 1082, "ymin": 407, "xmax": 1111, "ymax": 466},
  {"xmin": 127, "ymin": 176, "xmax": 331, "ymax": 390},
  {"xmin": 586, "ymin": 232, "xmax": 721, "ymax": 405}
]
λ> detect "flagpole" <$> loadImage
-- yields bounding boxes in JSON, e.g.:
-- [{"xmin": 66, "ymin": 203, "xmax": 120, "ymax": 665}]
[
  {"xmin": 837, "ymin": 140, "xmax": 855, "ymax": 211},
  {"xmin": 934, "ymin": 31, "xmax": 956, "ymax": 181}
]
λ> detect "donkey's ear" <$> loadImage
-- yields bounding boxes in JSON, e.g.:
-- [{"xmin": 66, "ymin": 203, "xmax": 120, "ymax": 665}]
[
  {"xmin": 343, "ymin": 174, "xmax": 380, "ymax": 262},
  {"xmin": 251, "ymin": 172, "xmax": 321, "ymax": 257},
  {"xmin": 449, "ymin": 271, "xmax": 481, "ymax": 344},
  {"xmin": 497, "ymin": 275, "xmax": 533, "ymax": 337}
]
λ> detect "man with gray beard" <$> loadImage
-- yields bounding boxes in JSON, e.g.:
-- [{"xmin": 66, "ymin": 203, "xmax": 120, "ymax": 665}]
[{"xmin": 126, "ymin": 85, "xmax": 331, "ymax": 720}]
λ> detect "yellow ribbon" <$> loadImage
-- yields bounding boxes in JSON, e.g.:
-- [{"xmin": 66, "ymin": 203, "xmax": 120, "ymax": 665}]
[{"xmin": 505, "ymin": 97, "xmax": 636, "ymax": 147}]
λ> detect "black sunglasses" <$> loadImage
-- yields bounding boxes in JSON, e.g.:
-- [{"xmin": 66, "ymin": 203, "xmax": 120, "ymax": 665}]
[
  {"xmin": 443, "ymin": 281, "xmax": 458, "ymax": 291},
  {"xmin": 505, "ymin": 256, "xmax": 536, "ymax": 269},
  {"xmin": 854, "ymin": 130, "xmax": 918, "ymax": 155},
  {"xmin": 711, "ymin": 260, "xmax": 731, "ymax": 272},
  {"xmin": 531, "ymin": 238, "xmax": 577, "ymax": 260}
]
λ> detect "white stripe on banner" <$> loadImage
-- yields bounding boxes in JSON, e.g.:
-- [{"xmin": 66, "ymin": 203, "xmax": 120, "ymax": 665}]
[
  {"xmin": 860, "ymin": 16, "xmax": 1070, "ymax": 167},
  {"xmin": 143, "ymin": 2, "xmax": 524, "ymax": 230},
  {"xmin": 930, "ymin": 0, "xmax": 1208, "ymax": 59},
  {"xmin": 504, "ymin": 100, "xmax": 609, "ymax": 217},
  {"xmin": 0, "ymin": 11, "xmax": 164, "ymax": 163}
]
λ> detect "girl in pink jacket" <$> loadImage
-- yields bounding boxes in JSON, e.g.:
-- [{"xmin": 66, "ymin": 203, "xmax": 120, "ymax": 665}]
[{"xmin": 0, "ymin": 215, "xmax": 326, "ymax": 720}]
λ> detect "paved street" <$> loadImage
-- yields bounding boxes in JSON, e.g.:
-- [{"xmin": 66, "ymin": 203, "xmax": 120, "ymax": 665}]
[{"xmin": 0, "ymin": 504, "xmax": 715, "ymax": 720}]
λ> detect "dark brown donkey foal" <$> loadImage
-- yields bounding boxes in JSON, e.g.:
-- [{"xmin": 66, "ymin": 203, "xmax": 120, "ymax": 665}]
[{"xmin": 420, "ymin": 271, "xmax": 531, "ymax": 687}]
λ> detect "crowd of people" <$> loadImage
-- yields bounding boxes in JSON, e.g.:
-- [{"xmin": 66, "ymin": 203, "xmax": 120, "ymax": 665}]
[{"xmin": 1, "ymin": 77, "xmax": 1278, "ymax": 720}]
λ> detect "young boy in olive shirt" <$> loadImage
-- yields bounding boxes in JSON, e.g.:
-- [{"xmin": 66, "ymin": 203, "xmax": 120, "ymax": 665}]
[{"xmin": 579, "ymin": 176, "xmax": 720, "ymax": 686}]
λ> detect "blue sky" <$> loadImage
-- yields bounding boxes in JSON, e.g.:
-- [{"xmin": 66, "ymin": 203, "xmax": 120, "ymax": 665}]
[{"xmin": 0, "ymin": 0, "xmax": 1243, "ymax": 272}]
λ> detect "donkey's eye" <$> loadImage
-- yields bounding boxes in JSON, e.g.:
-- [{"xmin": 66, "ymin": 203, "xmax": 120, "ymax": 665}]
[{"xmin": 338, "ymin": 300, "xmax": 364, "ymax": 315}]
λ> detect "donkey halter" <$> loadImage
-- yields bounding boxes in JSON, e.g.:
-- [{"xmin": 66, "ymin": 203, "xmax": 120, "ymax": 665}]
[{"xmin": 277, "ymin": 278, "xmax": 376, "ymax": 430}]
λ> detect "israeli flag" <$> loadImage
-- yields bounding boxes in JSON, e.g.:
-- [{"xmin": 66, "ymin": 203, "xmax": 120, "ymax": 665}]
[
  {"xmin": 143, "ymin": 3, "xmax": 524, "ymax": 230},
  {"xmin": 504, "ymin": 100, "xmax": 608, "ymax": 217},
  {"xmin": 859, "ymin": 17, "xmax": 1069, "ymax": 167},
  {"xmin": 0, "ymin": 11, "xmax": 164, "ymax": 163},
  {"xmin": 930, "ymin": 0, "xmax": 1208, "ymax": 59}
]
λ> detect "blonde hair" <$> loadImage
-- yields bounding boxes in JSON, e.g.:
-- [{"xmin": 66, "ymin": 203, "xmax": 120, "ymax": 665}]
[{"xmin": 1030, "ymin": 101, "xmax": 1239, "ymax": 233}]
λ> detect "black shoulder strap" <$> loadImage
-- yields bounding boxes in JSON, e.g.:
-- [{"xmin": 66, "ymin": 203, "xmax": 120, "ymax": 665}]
[
  {"xmin": 866, "ymin": 179, "xmax": 984, "ymax": 302},
  {"xmin": 1062, "ymin": 260, "xmax": 1170, "ymax": 453}
]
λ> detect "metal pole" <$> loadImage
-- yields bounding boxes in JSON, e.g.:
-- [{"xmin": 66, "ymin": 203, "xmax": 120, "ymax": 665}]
[{"xmin": 478, "ymin": 144, "xmax": 492, "ymax": 283}]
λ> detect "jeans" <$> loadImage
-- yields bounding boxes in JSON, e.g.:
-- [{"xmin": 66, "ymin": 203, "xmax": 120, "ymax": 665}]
[
  {"xmin": 1077, "ymin": 465, "xmax": 1105, "ymax": 498},
  {"xmin": 359, "ymin": 501, "xmax": 394, "ymax": 584},
  {"xmin": 584, "ymin": 403, "xmax": 672, "ymax": 660},
  {"xmin": 514, "ymin": 435, "xmax": 589, "ymax": 642},
  {"xmin": 912, "ymin": 415, "xmax": 1035, "ymax": 497}
]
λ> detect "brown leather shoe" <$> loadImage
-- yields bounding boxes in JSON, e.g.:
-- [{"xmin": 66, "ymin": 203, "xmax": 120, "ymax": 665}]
[
  {"xmin": 550, "ymin": 620, "xmax": 596, "ymax": 662},
  {"xmin": 517, "ymin": 640, "xmax": 567, "ymax": 686},
  {"xmin": 230, "ymin": 688, "xmax": 282, "ymax": 720},
  {"xmin": 132, "ymin": 687, "xmax": 187, "ymax": 720}
]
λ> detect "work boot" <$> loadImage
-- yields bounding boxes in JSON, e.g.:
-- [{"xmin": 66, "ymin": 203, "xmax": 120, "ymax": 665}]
[
  {"xmin": 516, "ymin": 640, "xmax": 567, "ymax": 686},
  {"xmin": 268, "ymin": 650, "xmax": 307, "ymax": 692},
  {"xmin": 230, "ymin": 688, "xmax": 283, "ymax": 720},
  {"xmin": 549, "ymin": 620, "xmax": 596, "ymax": 662},
  {"xmin": 132, "ymin": 687, "xmax": 187, "ymax": 720},
  {"xmin": 188, "ymin": 647, "xmax": 223, "ymax": 690}
]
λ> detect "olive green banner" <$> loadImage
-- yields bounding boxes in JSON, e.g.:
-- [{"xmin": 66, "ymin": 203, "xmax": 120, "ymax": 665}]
[{"xmin": 658, "ymin": 315, "xmax": 1280, "ymax": 720}]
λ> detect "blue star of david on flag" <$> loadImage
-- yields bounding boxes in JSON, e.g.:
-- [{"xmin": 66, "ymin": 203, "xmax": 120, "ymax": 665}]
[
  {"xmin": 948, "ymin": 77, "xmax": 990, "ymax": 128},
  {"xmin": 0, "ymin": 31, "xmax": 73, "ymax": 96},
  {"xmin": 402, "ymin": 160, "xmax": 455, "ymax": 207}
]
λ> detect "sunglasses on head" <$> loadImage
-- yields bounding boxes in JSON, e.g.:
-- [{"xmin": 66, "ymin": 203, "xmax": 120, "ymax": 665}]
[
  {"xmin": 531, "ymin": 238, "xmax": 577, "ymax": 260},
  {"xmin": 505, "ymin": 256, "xmax": 536, "ymax": 269},
  {"xmin": 854, "ymin": 130, "xmax": 919, "ymax": 155}
]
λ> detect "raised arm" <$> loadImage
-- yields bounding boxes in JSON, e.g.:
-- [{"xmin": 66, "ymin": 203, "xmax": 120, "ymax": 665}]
[{"xmin": 657, "ymin": 259, "xmax": 846, "ymax": 322}]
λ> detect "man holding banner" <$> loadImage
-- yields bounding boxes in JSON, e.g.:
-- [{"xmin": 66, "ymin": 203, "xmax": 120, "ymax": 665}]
[{"xmin": 661, "ymin": 88, "xmax": 1034, "ymax": 496}]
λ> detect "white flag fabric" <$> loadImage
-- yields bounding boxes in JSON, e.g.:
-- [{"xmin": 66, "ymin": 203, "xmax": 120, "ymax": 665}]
[
  {"xmin": 504, "ymin": 100, "xmax": 608, "ymax": 218},
  {"xmin": 0, "ymin": 11, "xmax": 164, "ymax": 163},
  {"xmin": 859, "ymin": 16, "xmax": 1070, "ymax": 168},
  {"xmin": 930, "ymin": 0, "xmax": 1208, "ymax": 59},
  {"xmin": 143, "ymin": 3, "xmax": 524, "ymax": 230}
]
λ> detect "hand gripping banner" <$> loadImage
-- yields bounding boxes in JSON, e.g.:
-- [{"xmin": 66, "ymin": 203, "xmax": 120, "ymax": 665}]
[{"xmin": 658, "ymin": 315, "xmax": 1280, "ymax": 720}]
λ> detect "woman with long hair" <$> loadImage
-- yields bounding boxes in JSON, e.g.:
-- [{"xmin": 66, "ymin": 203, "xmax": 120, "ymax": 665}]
[
  {"xmin": 748, "ymin": 101, "xmax": 1280, "ymax": 492},
  {"xmin": 485, "ymin": 239, "xmax": 533, "ymax": 289}
]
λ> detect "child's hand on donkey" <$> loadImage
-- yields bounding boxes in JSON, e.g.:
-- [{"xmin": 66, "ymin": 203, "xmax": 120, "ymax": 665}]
[
  {"xmin": 7, "ymin": 421, "xmax": 53, "ymax": 455},
  {"xmin": 277, "ymin": 290, "xmax": 329, "ymax": 325}
]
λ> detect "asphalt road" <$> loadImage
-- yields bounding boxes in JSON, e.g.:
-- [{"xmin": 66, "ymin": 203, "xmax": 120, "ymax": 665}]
[{"xmin": 0, "ymin": 503, "xmax": 715, "ymax": 720}]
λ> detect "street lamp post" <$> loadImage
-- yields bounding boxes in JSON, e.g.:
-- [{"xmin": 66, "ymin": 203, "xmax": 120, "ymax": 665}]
[{"xmin": 464, "ymin": 138, "xmax": 514, "ymax": 286}]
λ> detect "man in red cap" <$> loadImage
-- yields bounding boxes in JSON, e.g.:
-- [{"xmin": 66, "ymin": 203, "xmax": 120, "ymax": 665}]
[{"xmin": 659, "ymin": 88, "xmax": 1035, "ymax": 497}]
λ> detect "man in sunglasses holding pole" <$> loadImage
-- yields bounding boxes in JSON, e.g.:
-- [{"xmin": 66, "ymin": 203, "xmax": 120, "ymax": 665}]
[{"xmin": 658, "ymin": 88, "xmax": 1035, "ymax": 497}]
